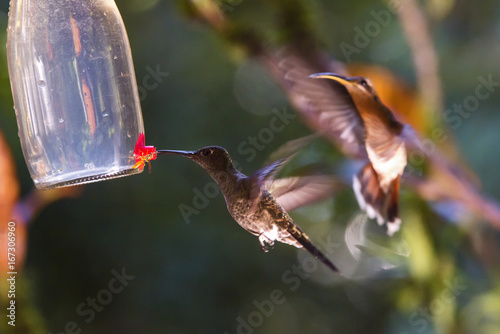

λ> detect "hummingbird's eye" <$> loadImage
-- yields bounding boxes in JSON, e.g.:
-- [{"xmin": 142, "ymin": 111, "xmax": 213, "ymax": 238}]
[
  {"xmin": 360, "ymin": 79, "xmax": 368, "ymax": 88},
  {"xmin": 202, "ymin": 149, "xmax": 212, "ymax": 156}
]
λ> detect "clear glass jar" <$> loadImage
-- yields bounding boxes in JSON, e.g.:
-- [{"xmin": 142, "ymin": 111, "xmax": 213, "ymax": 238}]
[{"xmin": 7, "ymin": 0, "xmax": 145, "ymax": 189}]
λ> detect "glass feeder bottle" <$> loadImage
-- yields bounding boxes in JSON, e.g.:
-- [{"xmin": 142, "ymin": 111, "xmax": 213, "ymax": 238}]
[{"xmin": 7, "ymin": 0, "xmax": 145, "ymax": 189}]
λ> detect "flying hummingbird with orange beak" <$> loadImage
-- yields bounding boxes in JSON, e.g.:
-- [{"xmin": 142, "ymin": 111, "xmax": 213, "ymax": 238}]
[
  {"xmin": 281, "ymin": 66, "xmax": 418, "ymax": 235},
  {"xmin": 314, "ymin": 73, "xmax": 411, "ymax": 235}
]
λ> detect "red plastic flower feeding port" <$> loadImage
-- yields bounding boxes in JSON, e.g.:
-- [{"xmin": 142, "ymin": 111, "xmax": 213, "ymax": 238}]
[{"xmin": 133, "ymin": 133, "xmax": 157, "ymax": 172}]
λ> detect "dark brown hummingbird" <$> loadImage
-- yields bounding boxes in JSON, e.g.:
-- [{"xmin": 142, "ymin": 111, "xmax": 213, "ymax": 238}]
[{"xmin": 157, "ymin": 145, "xmax": 340, "ymax": 272}]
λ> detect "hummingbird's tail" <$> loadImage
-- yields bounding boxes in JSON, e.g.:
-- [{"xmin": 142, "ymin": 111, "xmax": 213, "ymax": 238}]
[
  {"xmin": 353, "ymin": 163, "xmax": 401, "ymax": 236},
  {"xmin": 286, "ymin": 225, "xmax": 339, "ymax": 273},
  {"xmin": 301, "ymin": 238, "xmax": 340, "ymax": 273}
]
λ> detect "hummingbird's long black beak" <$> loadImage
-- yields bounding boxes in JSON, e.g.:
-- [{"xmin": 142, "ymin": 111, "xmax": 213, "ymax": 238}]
[
  {"xmin": 156, "ymin": 150, "xmax": 195, "ymax": 158},
  {"xmin": 309, "ymin": 73, "xmax": 351, "ymax": 86}
]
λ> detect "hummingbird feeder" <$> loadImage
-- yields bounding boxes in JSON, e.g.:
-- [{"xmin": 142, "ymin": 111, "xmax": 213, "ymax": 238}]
[{"xmin": 7, "ymin": 0, "xmax": 147, "ymax": 189}]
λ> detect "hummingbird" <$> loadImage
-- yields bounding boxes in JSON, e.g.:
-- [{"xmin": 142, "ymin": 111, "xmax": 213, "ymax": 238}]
[
  {"xmin": 280, "ymin": 64, "xmax": 418, "ymax": 235},
  {"xmin": 157, "ymin": 145, "xmax": 340, "ymax": 272},
  {"xmin": 309, "ymin": 73, "xmax": 418, "ymax": 236}
]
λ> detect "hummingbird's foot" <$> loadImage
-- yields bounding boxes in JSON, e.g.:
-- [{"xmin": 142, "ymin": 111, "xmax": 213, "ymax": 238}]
[{"xmin": 258, "ymin": 234, "xmax": 275, "ymax": 253}]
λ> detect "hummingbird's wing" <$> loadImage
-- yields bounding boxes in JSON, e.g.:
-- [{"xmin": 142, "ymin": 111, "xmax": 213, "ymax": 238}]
[
  {"xmin": 278, "ymin": 55, "xmax": 367, "ymax": 158},
  {"xmin": 264, "ymin": 176, "xmax": 342, "ymax": 212},
  {"xmin": 247, "ymin": 135, "xmax": 318, "ymax": 213},
  {"xmin": 264, "ymin": 134, "xmax": 318, "ymax": 165},
  {"xmin": 246, "ymin": 158, "xmax": 289, "ymax": 213}
]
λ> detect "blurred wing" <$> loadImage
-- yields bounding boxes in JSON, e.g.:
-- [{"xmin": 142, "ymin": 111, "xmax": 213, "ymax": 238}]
[
  {"xmin": 277, "ymin": 54, "xmax": 367, "ymax": 158},
  {"xmin": 345, "ymin": 213, "xmax": 369, "ymax": 260},
  {"xmin": 265, "ymin": 134, "xmax": 317, "ymax": 165},
  {"xmin": 250, "ymin": 158, "xmax": 288, "ymax": 188},
  {"xmin": 247, "ymin": 158, "xmax": 289, "ymax": 212},
  {"xmin": 264, "ymin": 176, "xmax": 342, "ymax": 212},
  {"xmin": 400, "ymin": 123, "xmax": 424, "ymax": 152},
  {"xmin": 248, "ymin": 135, "xmax": 318, "ymax": 211}
]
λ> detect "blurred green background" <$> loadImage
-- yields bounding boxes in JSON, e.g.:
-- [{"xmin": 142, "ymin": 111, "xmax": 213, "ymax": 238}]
[{"xmin": 1, "ymin": 0, "xmax": 500, "ymax": 333}]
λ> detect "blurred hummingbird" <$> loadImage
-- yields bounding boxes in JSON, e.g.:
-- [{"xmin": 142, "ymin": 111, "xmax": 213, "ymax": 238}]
[
  {"xmin": 157, "ymin": 144, "xmax": 340, "ymax": 272},
  {"xmin": 306, "ymin": 73, "xmax": 418, "ymax": 236},
  {"xmin": 279, "ymin": 63, "xmax": 418, "ymax": 235}
]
